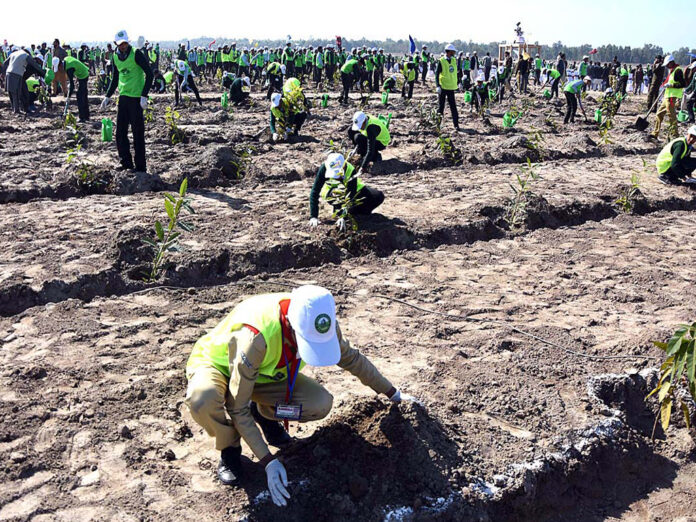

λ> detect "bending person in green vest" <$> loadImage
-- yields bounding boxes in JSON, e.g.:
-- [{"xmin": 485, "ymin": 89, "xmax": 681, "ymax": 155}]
[
  {"xmin": 309, "ymin": 153, "xmax": 385, "ymax": 230},
  {"xmin": 563, "ymin": 76, "xmax": 591, "ymax": 124},
  {"xmin": 101, "ymin": 30, "xmax": 153, "ymax": 173},
  {"xmin": 185, "ymin": 285, "xmax": 414, "ymax": 505},
  {"xmin": 435, "ymin": 44, "xmax": 460, "ymax": 132},
  {"xmin": 60, "ymin": 55, "xmax": 91, "ymax": 121},
  {"xmin": 656, "ymin": 125, "xmax": 696, "ymax": 185},
  {"xmin": 174, "ymin": 60, "xmax": 203, "ymax": 107},
  {"xmin": 348, "ymin": 111, "xmax": 391, "ymax": 171},
  {"xmin": 269, "ymin": 93, "xmax": 307, "ymax": 142}
]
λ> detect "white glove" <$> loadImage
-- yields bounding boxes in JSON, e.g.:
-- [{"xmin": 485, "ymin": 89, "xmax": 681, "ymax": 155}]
[
  {"xmin": 272, "ymin": 132, "xmax": 279, "ymax": 142},
  {"xmin": 436, "ymin": 86, "xmax": 442, "ymax": 94},
  {"xmin": 389, "ymin": 389, "xmax": 418, "ymax": 403},
  {"xmin": 100, "ymin": 97, "xmax": 110, "ymax": 110},
  {"xmin": 309, "ymin": 218, "xmax": 319, "ymax": 227},
  {"xmin": 140, "ymin": 96, "xmax": 148, "ymax": 110},
  {"xmin": 336, "ymin": 217, "xmax": 346, "ymax": 232},
  {"xmin": 265, "ymin": 459, "xmax": 290, "ymax": 507}
]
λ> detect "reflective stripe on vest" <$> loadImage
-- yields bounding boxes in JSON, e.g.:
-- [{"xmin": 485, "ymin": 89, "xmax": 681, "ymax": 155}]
[
  {"xmin": 361, "ymin": 116, "xmax": 390, "ymax": 147},
  {"xmin": 320, "ymin": 162, "xmax": 365, "ymax": 200},
  {"xmin": 656, "ymin": 137, "xmax": 688, "ymax": 174},
  {"xmin": 439, "ymin": 56, "xmax": 457, "ymax": 90},
  {"xmin": 185, "ymin": 292, "xmax": 306, "ymax": 382},
  {"xmin": 114, "ymin": 47, "xmax": 145, "ymax": 98}
]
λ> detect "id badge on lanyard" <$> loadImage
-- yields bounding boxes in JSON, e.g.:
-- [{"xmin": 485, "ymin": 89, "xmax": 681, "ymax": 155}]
[{"xmin": 274, "ymin": 340, "xmax": 302, "ymax": 427}]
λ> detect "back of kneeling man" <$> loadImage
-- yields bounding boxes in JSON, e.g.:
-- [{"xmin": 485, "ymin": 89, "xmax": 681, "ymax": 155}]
[{"xmin": 185, "ymin": 285, "xmax": 412, "ymax": 507}]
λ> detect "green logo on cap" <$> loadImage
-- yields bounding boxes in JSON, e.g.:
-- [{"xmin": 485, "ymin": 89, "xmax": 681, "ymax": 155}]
[{"xmin": 315, "ymin": 314, "xmax": 331, "ymax": 334}]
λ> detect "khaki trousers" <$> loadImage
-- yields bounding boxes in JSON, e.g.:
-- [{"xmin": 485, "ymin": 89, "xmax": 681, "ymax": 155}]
[
  {"xmin": 652, "ymin": 97, "xmax": 678, "ymax": 139},
  {"xmin": 52, "ymin": 63, "xmax": 68, "ymax": 96},
  {"xmin": 185, "ymin": 365, "xmax": 333, "ymax": 451}
]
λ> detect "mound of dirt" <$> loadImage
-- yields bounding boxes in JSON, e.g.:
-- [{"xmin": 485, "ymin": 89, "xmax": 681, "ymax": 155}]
[{"xmin": 247, "ymin": 398, "xmax": 461, "ymax": 521}]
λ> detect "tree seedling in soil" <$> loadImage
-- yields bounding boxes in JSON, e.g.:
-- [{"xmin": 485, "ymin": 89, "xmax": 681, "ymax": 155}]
[
  {"xmin": 648, "ymin": 323, "xmax": 696, "ymax": 439},
  {"xmin": 525, "ymin": 127, "xmax": 547, "ymax": 161},
  {"xmin": 141, "ymin": 178, "xmax": 195, "ymax": 283},
  {"xmin": 325, "ymin": 176, "xmax": 365, "ymax": 235},
  {"xmin": 144, "ymin": 98, "xmax": 155, "ymax": 125},
  {"xmin": 229, "ymin": 145, "xmax": 256, "ymax": 179},
  {"xmin": 436, "ymin": 134, "xmax": 463, "ymax": 165},
  {"xmin": 597, "ymin": 92, "xmax": 622, "ymax": 145},
  {"xmin": 504, "ymin": 159, "xmax": 541, "ymax": 229},
  {"xmin": 616, "ymin": 164, "xmax": 643, "ymax": 214},
  {"xmin": 63, "ymin": 114, "xmax": 101, "ymax": 189},
  {"xmin": 165, "ymin": 106, "xmax": 186, "ymax": 145}
]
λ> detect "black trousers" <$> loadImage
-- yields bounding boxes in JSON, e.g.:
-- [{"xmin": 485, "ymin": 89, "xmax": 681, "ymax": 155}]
[
  {"xmin": 266, "ymin": 74, "xmax": 283, "ymax": 99},
  {"xmin": 686, "ymin": 93, "xmax": 695, "ymax": 123},
  {"xmin": 340, "ymin": 72, "xmax": 352, "ymax": 103},
  {"xmin": 351, "ymin": 186, "xmax": 384, "ymax": 215},
  {"xmin": 421, "ymin": 62, "xmax": 428, "ymax": 83},
  {"xmin": 116, "ymin": 96, "xmax": 146, "ymax": 171},
  {"xmin": 289, "ymin": 111, "xmax": 307, "ymax": 134},
  {"xmin": 550, "ymin": 77, "xmax": 560, "ymax": 99},
  {"xmin": 438, "ymin": 89, "xmax": 459, "ymax": 128},
  {"xmin": 564, "ymin": 92, "xmax": 578, "ymax": 123},
  {"xmin": 76, "ymin": 78, "xmax": 89, "ymax": 121},
  {"xmin": 175, "ymin": 74, "xmax": 202, "ymax": 106}
]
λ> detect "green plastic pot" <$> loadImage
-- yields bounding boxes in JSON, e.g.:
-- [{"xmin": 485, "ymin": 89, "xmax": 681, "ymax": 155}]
[
  {"xmin": 221, "ymin": 92, "xmax": 228, "ymax": 109},
  {"xmin": 101, "ymin": 118, "xmax": 113, "ymax": 142},
  {"xmin": 464, "ymin": 91, "xmax": 472, "ymax": 103}
]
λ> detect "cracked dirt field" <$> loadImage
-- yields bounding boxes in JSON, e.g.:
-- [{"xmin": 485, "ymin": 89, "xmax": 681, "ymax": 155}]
[{"xmin": 1, "ymin": 79, "xmax": 695, "ymax": 521}]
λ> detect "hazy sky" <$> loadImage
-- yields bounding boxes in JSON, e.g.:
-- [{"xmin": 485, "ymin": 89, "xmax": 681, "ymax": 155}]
[{"xmin": 3, "ymin": 0, "xmax": 692, "ymax": 51}]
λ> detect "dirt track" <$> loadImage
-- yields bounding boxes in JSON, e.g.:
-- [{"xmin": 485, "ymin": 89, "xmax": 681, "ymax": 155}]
[{"xmin": 1, "ymin": 79, "xmax": 695, "ymax": 521}]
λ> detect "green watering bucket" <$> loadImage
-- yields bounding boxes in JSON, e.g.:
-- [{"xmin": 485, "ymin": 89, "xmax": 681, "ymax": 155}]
[
  {"xmin": 221, "ymin": 92, "xmax": 228, "ymax": 109},
  {"xmin": 543, "ymin": 89, "xmax": 551, "ymax": 99},
  {"xmin": 101, "ymin": 118, "xmax": 113, "ymax": 142},
  {"xmin": 464, "ymin": 91, "xmax": 472, "ymax": 103},
  {"xmin": 594, "ymin": 109, "xmax": 603, "ymax": 124},
  {"xmin": 489, "ymin": 89, "xmax": 497, "ymax": 99},
  {"xmin": 381, "ymin": 91, "xmax": 389, "ymax": 105},
  {"xmin": 378, "ymin": 113, "xmax": 392, "ymax": 128},
  {"xmin": 321, "ymin": 94, "xmax": 328, "ymax": 107},
  {"xmin": 502, "ymin": 112, "xmax": 518, "ymax": 128},
  {"xmin": 677, "ymin": 110, "xmax": 689, "ymax": 123}
]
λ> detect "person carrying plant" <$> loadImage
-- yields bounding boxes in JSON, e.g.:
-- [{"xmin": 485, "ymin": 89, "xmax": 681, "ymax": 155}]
[
  {"xmin": 562, "ymin": 76, "xmax": 592, "ymax": 124},
  {"xmin": 348, "ymin": 110, "xmax": 391, "ymax": 170},
  {"xmin": 656, "ymin": 125, "xmax": 696, "ymax": 185},
  {"xmin": 173, "ymin": 59, "xmax": 203, "ymax": 107},
  {"xmin": 185, "ymin": 285, "xmax": 414, "ymax": 505},
  {"xmin": 435, "ymin": 43, "xmax": 460, "ymax": 132},
  {"xmin": 308, "ymin": 152, "xmax": 385, "ymax": 230},
  {"xmin": 100, "ymin": 30, "xmax": 153, "ymax": 173},
  {"xmin": 651, "ymin": 55, "xmax": 686, "ymax": 141},
  {"xmin": 269, "ymin": 92, "xmax": 307, "ymax": 142}
]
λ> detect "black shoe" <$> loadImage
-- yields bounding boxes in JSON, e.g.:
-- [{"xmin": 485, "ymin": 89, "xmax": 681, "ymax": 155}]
[
  {"xmin": 250, "ymin": 402, "xmax": 292, "ymax": 447},
  {"xmin": 658, "ymin": 175, "xmax": 677, "ymax": 185},
  {"xmin": 217, "ymin": 446, "xmax": 243, "ymax": 486}
]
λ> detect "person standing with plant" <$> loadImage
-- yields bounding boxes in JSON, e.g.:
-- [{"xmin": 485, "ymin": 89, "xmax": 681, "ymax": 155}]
[{"xmin": 101, "ymin": 30, "xmax": 153, "ymax": 173}]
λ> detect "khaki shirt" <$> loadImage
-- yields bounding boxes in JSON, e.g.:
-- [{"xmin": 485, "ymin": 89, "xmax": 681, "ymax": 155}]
[{"xmin": 227, "ymin": 324, "xmax": 392, "ymax": 461}]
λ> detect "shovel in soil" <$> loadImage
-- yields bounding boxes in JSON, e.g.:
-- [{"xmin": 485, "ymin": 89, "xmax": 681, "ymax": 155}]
[{"xmin": 634, "ymin": 93, "xmax": 663, "ymax": 131}]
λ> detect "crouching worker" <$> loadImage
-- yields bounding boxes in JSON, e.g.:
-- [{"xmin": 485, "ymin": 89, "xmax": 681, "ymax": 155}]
[
  {"xmin": 174, "ymin": 59, "xmax": 203, "ymax": 107},
  {"xmin": 229, "ymin": 75, "xmax": 251, "ymax": 104},
  {"xmin": 309, "ymin": 153, "xmax": 385, "ymax": 230},
  {"xmin": 382, "ymin": 75, "xmax": 397, "ymax": 94},
  {"xmin": 656, "ymin": 125, "xmax": 696, "ymax": 185},
  {"xmin": 269, "ymin": 93, "xmax": 307, "ymax": 142},
  {"xmin": 185, "ymin": 285, "xmax": 414, "ymax": 506},
  {"xmin": 348, "ymin": 111, "xmax": 391, "ymax": 170}
]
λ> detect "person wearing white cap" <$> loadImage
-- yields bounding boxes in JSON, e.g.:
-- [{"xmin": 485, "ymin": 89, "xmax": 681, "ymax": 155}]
[
  {"xmin": 349, "ymin": 110, "xmax": 391, "ymax": 170},
  {"xmin": 650, "ymin": 55, "xmax": 686, "ymax": 141},
  {"xmin": 656, "ymin": 125, "xmax": 696, "ymax": 185},
  {"xmin": 185, "ymin": 285, "xmax": 413, "ymax": 504},
  {"xmin": 435, "ymin": 44, "xmax": 460, "ymax": 132},
  {"xmin": 228, "ymin": 75, "xmax": 251, "ymax": 104},
  {"xmin": 309, "ymin": 152, "xmax": 385, "ymax": 229},
  {"xmin": 269, "ymin": 92, "xmax": 307, "ymax": 142},
  {"xmin": 173, "ymin": 59, "xmax": 203, "ymax": 107},
  {"xmin": 102, "ymin": 30, "xmax": 153, "ymax": 173}
]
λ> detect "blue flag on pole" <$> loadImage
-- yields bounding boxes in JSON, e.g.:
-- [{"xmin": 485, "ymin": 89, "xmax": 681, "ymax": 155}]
[{"xmin": 409, "ymin": 35, "xmax": 416, "ymax": 55}]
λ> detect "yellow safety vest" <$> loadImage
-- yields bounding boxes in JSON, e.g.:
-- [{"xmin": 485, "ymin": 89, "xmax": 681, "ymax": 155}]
[
  {"xmin": 656, "ymin": 137, "xmax": 688, "ymax": 174},
  {"xmin": 360, "ymin": 115, "xmax": 390, "ymax": 146},
  {"xmin": 664, "ymin": 67, "xmax": 684, "ymax": 100},
  {"xmin": 438, "ymin": 56, "xmax": 457, "ymax": 90}
]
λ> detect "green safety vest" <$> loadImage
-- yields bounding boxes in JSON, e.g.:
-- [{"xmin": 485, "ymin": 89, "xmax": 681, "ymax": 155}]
[
  {"xmin": 665, "ymin": 67, "xmax": 684, "ymax": 99},
  {"xmin": 320, "ymin": 162, "xmax": 365, "ymax": 200},
  {"xmin": 548, "ymin": 68, "xmax": 560, "ymax": 80},
  {"xmin": 267, "ymin": 62, "xmax": 281, "ymax": 75},
  {"xmin": 656, "ymin": 137, "xmax": 688, "ymax": 174},
  {"xmin": 439, "ymin": 56, "xmax": 457, "ymax": 90},
  {"xmin": 163, "ymin": 71, "xmax": 174, "ymax": 84},
  {"xmin": 563, "ymin": 79, "xmax": 584, "ymax": 94},
  {"xmin": 186, "ymin": 293, "xmax": 306, "ymax": 383},
  {"xmin": 361, "ymin": 115, "xmax": 390, "ymax": 146},
  {"xmin": 64, "ymin": 56, "xmax": 90, "ymax": 80},
  {"xmin": 620, "ymin": 67, "xmax": 629, "ymax": 77},
  {"xmin": 149, "ymin": 50, "xmax": 157, "ymax": 63},
  {"xmin": 341, "ymin": 58, "xmax": 358, "ymax": 74},
  {"xmin": 535, "ymin": 58, "xmax": 542, "ymax": 69},
  {"xmin": 463, "ymin": 59, "xmax": 470, "ymax": 72},
  {"xmin": 206, "ymin": 51, "xmax": 213, "ymax": 63},
  {"xmin": 26, "ymin": 78, "xmax": 40, "ymax": 93},
  {"xmin": 197, "ymin": 53, "xmax": 205, "ymax": 66},
  {"xmin": 402, "ymin": 63, "xmax": 416, "ymax": 82},
  {"xmin": 113, "ymin": 47, "xmax": 145, "ymax": 98},
  {"xmin": 579, "ymin": 62, "xmax": 588, "ymax": 76}
]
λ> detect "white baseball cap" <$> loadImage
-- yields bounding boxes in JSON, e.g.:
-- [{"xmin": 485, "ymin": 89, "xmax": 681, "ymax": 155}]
[
  {"xmin": 280, "ymin": 64, "xmax": 287, "ymax": 74},
  {"xmin": 584, "ymin": 76, "xmax": 591, "ymax": 82},
  {"xmin": 445, "ymin": 44, "xmax": 456, "ymax": 52},
  {"xmin": 664, "ymin": 54, "xmax": 675, "ymax": 65},
  {"xmin": 243, "ymin": 76, "xmax": 251, "ymax": 87},
  {"xmin": 287, "ymin": 285, "xmax": 341, "ymax": 367},
  {"xmin": 688, "ymin": 125, "xmax": 696, "ymax": 137},
  {"xmin": 271, "ymin": 93, "xmax": 282, "ymax": 108},
  {"xmin": 52, "ymin": 57, "xmax": 60, "ymax": 72},
  {"xmin": 352, "ymin": 111, "xmax": 367, "ymax": 131},
  {"xmin": 114, "ymin": 30, "xmax": 129, "ymax": 45},
  {"xmin": 324, "ymin": 153, "xmax": 346, "ymax": 179}
]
